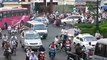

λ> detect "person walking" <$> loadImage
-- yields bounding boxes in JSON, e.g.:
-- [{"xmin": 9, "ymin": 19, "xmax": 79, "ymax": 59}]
[{"xmin": 29, "ymin": 51, "xmax": 38, "ymax": 60}]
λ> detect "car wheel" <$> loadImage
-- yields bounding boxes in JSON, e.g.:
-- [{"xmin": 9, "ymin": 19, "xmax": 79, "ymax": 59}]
[{"xmin": 21, "ymin": 44, "xmax": 24, "ymax": 48}]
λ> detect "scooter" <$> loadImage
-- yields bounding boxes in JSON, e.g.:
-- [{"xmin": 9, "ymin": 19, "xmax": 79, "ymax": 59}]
[
  {"xmin": 38, "ymin": 51, "xmax": 45, "ymax": 60},
  {"xmin": 49, "ymin": 48, "xmax": 56, "ymax": 60}
]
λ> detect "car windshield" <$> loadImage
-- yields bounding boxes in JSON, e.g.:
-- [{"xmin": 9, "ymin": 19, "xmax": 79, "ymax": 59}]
[
  {"xmin": 34, "ymin": 17, "xmax": 42, "ymax": 22},
  {"xmin": 34, "ymin": 17, "xmax": 46, "ymax": 22},
  {"xmin": 25, "ymin": 33, "xmax": 39, "ymax": 39},
  {"xmin": 66, "ymin": 16, "xmax": 81, "ymax": 19},
  {"xmin": 84, "ymin": 36, "xmax": 96, "ymax": 42},
  {"xmin": 34, "ymin": 24, "xmax": 46, "ymax": 30}
]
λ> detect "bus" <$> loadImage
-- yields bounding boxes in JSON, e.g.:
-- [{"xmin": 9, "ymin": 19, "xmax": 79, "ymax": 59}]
[
  {"xmin": 92, "ymin": 38, "xmax": 107, "ymax": 60},
  {"xmin": 0, "ymin": 7, "xmax": 30, "ymax": 29}
]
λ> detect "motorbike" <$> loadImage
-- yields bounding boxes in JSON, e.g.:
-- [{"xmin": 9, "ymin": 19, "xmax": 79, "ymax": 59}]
[
  {"xmin": 49, "ymin": 48, "xmax": 56, "ymax": 60},
  {"xmin": 4, "ymin": 49, "xmax": 11, "ymax": 60},
  {"xmin": 2, "ymin": 41, "xmax": 7, "ymax": 49},
  {"xmin": 64, "ymin": 40, "xmax": 71, "ymax": 53},
  {"xmin": 11, "ymin": 45, "xmax": 17, "ymax": 56},
  {"xmin": 67, "ymin": 52, "xmax": 81, "ymax": 60},
  {"xmin": 87, "ymin": 49, "xmax": 94, "ymax": 60},
  {"xmin": 38, "ymin": 51, "xmax": 45, "ymax": 60}
]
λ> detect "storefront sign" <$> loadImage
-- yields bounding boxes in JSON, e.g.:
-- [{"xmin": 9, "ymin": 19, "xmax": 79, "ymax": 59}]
[{"xmin": 3, "ymin": 0, "xmax": 19, "ymax": 2}]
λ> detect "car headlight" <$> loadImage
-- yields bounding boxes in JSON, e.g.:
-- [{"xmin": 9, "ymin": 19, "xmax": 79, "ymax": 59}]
[
  {"xmin": 39, "ymin": 42, "xmax": 42, "ymax": 45},
  {"xmin": 24, "ymin": 42, "xmax": 29, "ymax": 46}
]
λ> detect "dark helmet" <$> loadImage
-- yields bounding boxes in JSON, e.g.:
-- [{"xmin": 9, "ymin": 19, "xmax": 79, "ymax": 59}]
[
  {"xmin": 56, "ymin": 35, "xmax": 58, "ymax": 38},
  {"xmin": 77, "ymin": 43, "xmax": 80, "ymax": 46},
  {"xmin": 4, "ymin": 34, "xmax": 6, "ymax": 36}
]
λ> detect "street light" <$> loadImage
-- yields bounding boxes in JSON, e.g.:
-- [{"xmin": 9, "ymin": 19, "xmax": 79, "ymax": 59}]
[{"xmin": 96, "ymin": 0, "xmax": 99, "ymax": 32}]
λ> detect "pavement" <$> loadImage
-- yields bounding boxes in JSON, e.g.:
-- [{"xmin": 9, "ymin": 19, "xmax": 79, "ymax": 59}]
[{"xmin": 0, "ymin": 24, "xmax": 69, "ymax": 60}]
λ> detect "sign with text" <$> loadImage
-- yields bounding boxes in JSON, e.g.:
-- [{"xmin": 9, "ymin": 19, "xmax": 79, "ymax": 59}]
[{"xmin": 3, "ymin": 0, "xmax": 19, "ymax": 2}]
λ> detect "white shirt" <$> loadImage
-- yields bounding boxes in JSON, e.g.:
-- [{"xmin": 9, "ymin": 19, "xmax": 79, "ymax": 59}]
[
  {"xmin": 8, "ymin": 26, "xmax": 11, "ymax": 31},
  {"xmin": 2, "ymin": 36, "xmax": 8, "ymax": 41},
  {"xmin": 10, "ymin": 36, "xmax": 17, "ymax": 40},
  {"xmin": 54, "ymin": 37, "xmax": 59, "ymax": 44},
  {"xmin": 29, "ymin": 55, "xmax": 38, "ymax": 60}
]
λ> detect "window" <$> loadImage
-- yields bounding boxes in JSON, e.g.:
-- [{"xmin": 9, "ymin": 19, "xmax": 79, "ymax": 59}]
[
  {"xmin": 21, "ymin": 0, "xmax": 25, "ymax": 2},
  {"xmin": 0, "ymin": 12, "xmax": 3, "ymax": 20},
  {"xmin": 3, "ymin": 12, "xmax": 7, "ymax": 18},
  {"xmin": 94, "ymin": 43, "xmax": 107, "ymax": 57},
  {"xmin": 28, "ymin": 0, "xmax": 30, "ymax": 2},
  {"xmin": 34, "ymin": 24, "xmax": 46, "ymax": 30},
  {"xmin": 76, "ymin": 37, "xmax": 79, "ymax": 39},
  {"xmin": 79, "ymin": 38, "xmax": 83, "ymax": 41},
  {"xmin": 7, "ymin": 11, "xmax": 12, "ymax": 17},
  {"xmin": 25, "ymin": 33, "xmax": 39, "ymax": 39},
  {"xmin": 25, "ymin": 22, "xmax": 33, "ymax": 28},
  {"xmin": 21, "ymin": 32, "xmax": 24, "ymax": 37}
]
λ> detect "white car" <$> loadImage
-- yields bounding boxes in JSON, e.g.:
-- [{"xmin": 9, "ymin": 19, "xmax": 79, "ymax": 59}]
[
  {"xmin": 33, "ymin": 17, "xmax": 49, "ymax": 26},
  {"xmin": 61, "ymin": 15, "xmax": 82, "ymax": 25},
  {"xmin": 20, "ymin": 30, "xmax": 42, "ymax": 50},
  {"xmin": 25, "ymin": 21, "xmax": 48, "ymax": 39},
  {"xmin": 73, "ymin": 33, "xmax": 97, "ymax": 49}
]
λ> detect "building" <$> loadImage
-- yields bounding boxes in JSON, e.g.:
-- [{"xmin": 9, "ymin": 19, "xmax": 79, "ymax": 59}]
[
  {"xmin": 58, "ymin": 0, "xmax": 75, "ymax": 5},
  {"xmin": 3, "ymin": 0, "xmax": 31, "ymax": 11},
  {"xmin": 0, "ymin": 0, "xmax": 3, "ymax": 7}
]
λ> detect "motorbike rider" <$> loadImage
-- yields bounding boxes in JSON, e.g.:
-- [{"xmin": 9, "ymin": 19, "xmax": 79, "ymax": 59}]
[
  {"xmin": 10, "ymin": 39, "xmax": 17, "ymax": 54},
  {"xmin": 10, "ymin": 35, "xmax": 18, "ymax": 47},
  {"xmin": 3, "ymin": 41, "xmax": 11, "ymax": 57},
  {"xmin": 54, "ymin": 35, "xmax": 60, "ymax": 48},
  {"xmin": 49, "ymin": 41, "xmax": 56, "ymax": 50},
  {"xmin": 2, "ymin": 34, "xmax": 8, "ymax": 48},
  {"xmin": 29, "ymin": 51, "xmax": 38, "ymax": 60},
  {"xmin": 61, "ymin": 32, "xmax": 68, "ymax": 49},
  {"xmin": 38, "ymin": 45, "xmax": 45, "ymax": 52},
  {"xmin": 75, "ymin": 43, "xmax": 82, "ymax": 58},
  {"xmin": 49, "ymin": 42, "xmax": 56, "ymax": 58},
  {"xmin": 38, "ymin": 46, "xmax": 45, "ymax": 60}
]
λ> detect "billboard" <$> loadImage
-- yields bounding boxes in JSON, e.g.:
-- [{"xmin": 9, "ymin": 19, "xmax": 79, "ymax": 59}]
[{"xmin": 3, "ymin": 0, "xmax": 19, "ymax": 2}]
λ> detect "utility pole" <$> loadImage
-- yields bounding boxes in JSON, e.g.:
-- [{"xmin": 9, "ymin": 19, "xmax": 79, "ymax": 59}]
[
  {"xmin": 96, "ymin": 0, "xmax": 99, "ymax": 32},
  {"xmin": 43, "ymin": 0, "xmax": 46, "ymax": 13},
  {"xmin": 49, "ymin": 0, "xmax": 53, "ymax": 14}
]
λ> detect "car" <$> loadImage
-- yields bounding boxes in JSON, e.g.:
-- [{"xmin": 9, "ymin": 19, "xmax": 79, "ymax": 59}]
[
  {"xmin": 73, "ymin": 33, "xmax": 97, "ymax": 49},
  {"xmin": 61, "ymin": 15, "xmax": 82, "ymax": 25},
  {"xmin": 33, "ymin": 17, "xmax": 49, "ymax": 26},
  {"xmin": 26, "ymin": 20, "xmax": 48, "ymax": 39},
  {"xmin": 20, "ymin": 30, "xmax": 42, "ymax": 50}
]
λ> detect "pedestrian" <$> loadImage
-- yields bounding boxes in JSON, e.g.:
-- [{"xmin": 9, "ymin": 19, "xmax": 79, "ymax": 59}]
[
  {"xmin": 26, "ymin": 47, "xmax": 32, "ymax": 60},
  {"xmin": 29, "ymin": 51, "xmax": 38, "ymax": 60},
  {"xmin": 8, "ymin": 25, "xmax": 11, "ymax": 35}
]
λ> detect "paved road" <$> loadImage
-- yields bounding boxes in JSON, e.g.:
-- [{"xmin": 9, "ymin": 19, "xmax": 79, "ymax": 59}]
[{"xmin": 0, "ymin": 24, "xmax": 68, "ymax": 60}]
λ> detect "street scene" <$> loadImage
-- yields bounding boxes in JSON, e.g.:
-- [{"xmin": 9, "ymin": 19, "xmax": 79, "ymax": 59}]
[{"xmin": 0, "ymin": 0, "xmax": 107, "ymax": 60}]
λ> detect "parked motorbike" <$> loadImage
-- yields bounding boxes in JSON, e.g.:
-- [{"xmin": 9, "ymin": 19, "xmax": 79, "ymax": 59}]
[
  {"xmin": 49, "ymin": 48, "xmax": 56, "ymax": 60},
  {"xmin": 38, "ymin": 51, "xmax": 45, "ymax": 60}
]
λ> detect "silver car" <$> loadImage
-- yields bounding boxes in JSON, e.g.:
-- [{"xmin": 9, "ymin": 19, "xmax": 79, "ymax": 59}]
[{"xmin": 20, "ymin": 30, "xmax": 42, "ymax": 50}]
